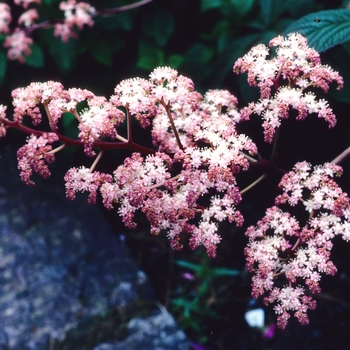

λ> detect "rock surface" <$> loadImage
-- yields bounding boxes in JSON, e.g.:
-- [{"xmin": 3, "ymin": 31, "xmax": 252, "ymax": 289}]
[{"xmin": 0, "ymin": 145, "xmax": 189, "ymax": 350}]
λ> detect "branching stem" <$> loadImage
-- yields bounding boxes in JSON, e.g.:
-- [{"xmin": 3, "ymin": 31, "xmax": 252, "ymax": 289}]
[
  {"xmin": 0, "ymin": 116, "xmax": 156, "ymax": 155},
  {"xmin": 90, "ymin": 150, "xmax": 104, "ymax": 172},
  {"xmin": 331, "ymin": 145, "xmax": 350, "ymax": 165},
  {"xmin": 161, "ymin": 99, "xmax": 184, "ymax": 150},
  {"xmin": 240, "ymin": 174, "xmax": 266, "ymax": 194}
]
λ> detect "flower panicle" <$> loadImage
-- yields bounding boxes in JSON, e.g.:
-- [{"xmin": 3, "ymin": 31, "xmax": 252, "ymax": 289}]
[
  {"xmin": 2, "ymin": 33, "xmax": 349, "ymax": 331},
  {"xmin": 234, "ymin": 33, "xmax": 343, "ymax": 143},
  {"xmin": 245, "ymin": 162, "xmax": 350, "ymax": 329}
]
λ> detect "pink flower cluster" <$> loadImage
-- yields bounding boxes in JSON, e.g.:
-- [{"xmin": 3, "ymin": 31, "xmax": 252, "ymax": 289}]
[
  {"xmin": 0, "ymin": 33, "xmax": 348, "ymax": 328},
  {"xmin": 234, "ymin": 33, "xmax": 344, "ymax": 143},
  {"xmin": 4, "ymin": 29, "xmax": 33, "ymax": 63},
  {"xmin": 0, "ymin": 4, "xmax": 11, "ymax": 34},
  {"xmin": 0, "ymin": 105, "xmax": 7, "ymax": 138},
  {"xmin": 11, "ymin": 81, "xmax": 125, "ymax": 156},
  {"xmin": 17, "ymin": 132, "xmax": 59, "ymax": 186},
  {"xmin": 112, "ymin": 78, "xmax": 157, "ymax": 129},
  {"xmin": 245, "ymin": 162, "xmax": 350, "ymax": 329},
  {"xmin": 96, "ymin": 147, "xmax": 245, "ymax": 257},
  {"xmin": 1, "ymin": 66, "xmax": 258, "ymax": 257},
  {"xmin": 1, "ymin": 1, "xmax": 39, "ymax": 62},
  {"xmin": 55, "ymin": 0, "xmax": 96, "ymax": 42},
  {"xmin": 65, "ymin": 166, "xmax": 112, "ymax": 204},
  {"xmin": 14, "ymin": 0, "xmax": 41, "ymax": 9},
  {"xmin": 0, "ymin": 0, "xmax": 96, "ymax": 62}
]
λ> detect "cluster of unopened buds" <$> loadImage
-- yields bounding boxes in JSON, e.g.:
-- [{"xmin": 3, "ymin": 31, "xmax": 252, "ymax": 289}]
[{"xmin": 0, "ymin": 32, "xmax": 348, "ymax": 329}]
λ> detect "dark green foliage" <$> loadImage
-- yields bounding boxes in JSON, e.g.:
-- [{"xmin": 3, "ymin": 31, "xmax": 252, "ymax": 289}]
[
  {"xmin": 0, "ymin": 49, "xmax": 7, "ymax": 84},
  {"xmin": 24, "ymin": 43, "xmax": 45, "ymax": 68},
  {"xmin": 2, "ymin": 0, "xmax": 350, "ymax": 94},
  {"xmin": 285, "ymin": 9, "xmax": 350, "ymax": 52}
]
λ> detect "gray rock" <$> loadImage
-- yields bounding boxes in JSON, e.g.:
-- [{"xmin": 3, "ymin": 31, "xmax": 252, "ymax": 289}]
[
  {"xmin": 0, "ymin": 145, "xmax": 189, "ymax": 350},
  {"xmin": 93, "ymin": 306, "xmax": 188, "ymax": 350}
]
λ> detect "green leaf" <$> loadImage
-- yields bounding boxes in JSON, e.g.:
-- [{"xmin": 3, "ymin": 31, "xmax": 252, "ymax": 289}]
[
  {"xmin": 229, "ymin": 0, "xmax": 256, "ymax": 16},
  {"xmin": 142, "ymin": 8, "xmax": 175, "ymax": 46},
  {"xmin": 260, "ymin": 0, "xmax": 273, "ymax": 26},
  {"xmin": 96, "ymin": 12, "xmax": 133, "ymax": 32},
  {"xmin": 137, "ymin": 40, "xmax": 164, "ymax": 70},
  {"xmin": 201, "ymin": 0, "xmax": 222, "ymax": 12},
  {"xmin": 48, "ymin": 36, "xmax": 78, "ymax": 72},
  {"xmin": 197, "ymin": 280, "xmax": 210, "ymax": 295},
  {"xmin": 284, "ymin": 9, "xmax": 350, "ymax": 52},
  {"xmin": 176, "ymin": 260, "xmax": 202, "ymax": 273},
  {"xmin": 210, "ymin": 267, "xmax": 242, "ymax": 276},
  {"xmin": 180, "ymin": 43, "xmax": 214, "ymax": 80},
  {"xmin": 42, "ymin": 0, "xmax": 60, "ymax": 6},
  {"xmin": 89, "ymin": 40, "xmax": 113, "ymax": 66},
  {"xmin": 61, "ymin": 112, "xmax": 78, "ymax": 139},
  {"xmin": 24, "ymin": 43, "xmax": 44, "ymax": 68},
  {"xmin": 208, "ymin": 33, "xmax": 261, "ymax": 87},
  {"xmin": 167, "ymin": 54, "xmax": 184, "ymax": 68},
  {"xmin": 287, "ymin": 0, "xmax": 318, "ymax": 18},
  {"xmin": 59, "ymin": 112, "xmax": 80, "ymax": 154},
  {"xmin": 0, "ymin": 50, "xmax": 7, "ymax": 83},
  {"xmin": 176, "ymin": 260, "xmax": 241, "ymax": 277}
]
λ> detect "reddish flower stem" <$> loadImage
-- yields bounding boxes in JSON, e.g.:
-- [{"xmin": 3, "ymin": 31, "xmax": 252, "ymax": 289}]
[
  {"xmin": 331, "ymin": 145, "xmax": 350, "ymax": 165},
  {"xmin": 22, "ymin": 0, "xmax": 154, "ymax": 35},
  {"xmin": 0, "ymin": 116, "xmax": 156, "ymax": 155}
]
